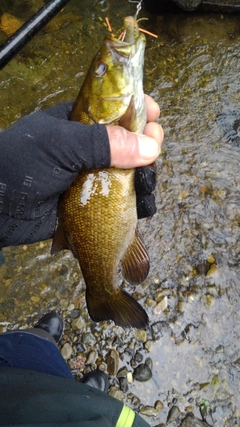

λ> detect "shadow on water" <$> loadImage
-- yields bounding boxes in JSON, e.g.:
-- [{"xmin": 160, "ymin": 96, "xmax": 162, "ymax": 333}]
[{"xmin": 0, "ymin": 0, "xmax": 240, "ymax": 425}]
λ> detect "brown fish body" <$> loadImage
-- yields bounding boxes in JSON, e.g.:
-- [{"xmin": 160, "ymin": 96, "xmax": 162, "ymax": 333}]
[{"xmin": 52, "ymin": 17, "xmax": 150, "ymax": 328}]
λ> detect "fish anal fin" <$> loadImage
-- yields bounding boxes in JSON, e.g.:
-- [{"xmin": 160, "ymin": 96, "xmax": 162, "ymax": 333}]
[
  {"xmin": 86, "ymin": 288, "xmax": 148, "ymax": 329},
  {"xmin": 118, "ymin": 95, "xmax": 137, "ymax": 131},
  {"xmin": 121, "ymin": 230, "xmax": 149, "ymax": 285},
  {"xmin": 51, "ymin": 224, "xmax": 69, "ymax": 255}
]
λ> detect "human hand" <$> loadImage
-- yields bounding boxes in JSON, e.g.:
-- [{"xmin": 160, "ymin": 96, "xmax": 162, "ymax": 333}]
[
  {"xmin": 107, "ymin": 94, "xmax": 164, "ymax": 219},
  {"xmin": 107, "ymin": 94, "xmax": 163, "ymax": 169},
  {"xmin": 0, "ymin": 96, "xmax": 163, "ymax": 248}
]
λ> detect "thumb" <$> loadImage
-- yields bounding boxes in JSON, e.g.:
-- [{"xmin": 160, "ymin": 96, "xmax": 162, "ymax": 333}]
[{"xmin": 107, "ymin": 124, "xmax": 163, "ymax": 169}]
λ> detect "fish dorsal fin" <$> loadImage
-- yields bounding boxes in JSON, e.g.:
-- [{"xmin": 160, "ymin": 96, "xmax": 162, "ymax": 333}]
[
  {"xmin": 118, "ymin": 95, "xmax": 137, "ymax": 131},
  {"xmin": 121, "ymin": 230, "xmax": 149, "ymax": 285},
  {"xmin": 51, "ymin": 224, "xmax": 69, "ymax": 255}
]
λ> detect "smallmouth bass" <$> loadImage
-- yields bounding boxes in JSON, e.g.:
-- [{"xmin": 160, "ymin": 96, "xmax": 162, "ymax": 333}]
[{"xmin": 52, "ymin": 16, "xmax": 151, "ymax": 328}]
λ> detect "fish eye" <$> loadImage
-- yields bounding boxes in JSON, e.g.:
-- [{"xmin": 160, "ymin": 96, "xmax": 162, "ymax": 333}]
[{"xmin": 94, "ymin": 62, "xmax": 107, "ymax": 77}]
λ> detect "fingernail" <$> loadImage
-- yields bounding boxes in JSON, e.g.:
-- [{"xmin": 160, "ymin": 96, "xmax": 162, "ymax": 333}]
[{"xmin": 138, "ymin": 136, "xmax": 159, "ymax": 159}]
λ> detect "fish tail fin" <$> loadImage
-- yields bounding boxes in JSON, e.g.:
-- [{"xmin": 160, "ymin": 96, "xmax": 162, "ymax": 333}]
[{"xmin": 86, "ymin": 288, "xmax": 149, "ymax": 329}]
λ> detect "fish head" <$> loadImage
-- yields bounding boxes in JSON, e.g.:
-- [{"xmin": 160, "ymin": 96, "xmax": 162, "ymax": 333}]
[{"xmin": 70, "ymin": 16, "xmax": 146, "ymax": 132}]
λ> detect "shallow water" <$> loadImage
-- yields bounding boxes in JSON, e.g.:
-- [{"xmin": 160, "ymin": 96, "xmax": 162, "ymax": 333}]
[{"xmin": 0, "ymin": 1, "xmax": 240, "ymax": 425}]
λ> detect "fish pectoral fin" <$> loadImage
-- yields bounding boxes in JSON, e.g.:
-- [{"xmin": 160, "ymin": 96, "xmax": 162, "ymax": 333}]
[
  {"xmin": 86, "ymin": 288, "xmax": 149, "ymax": 329},
  {"xmin": 118, "ymin": 95, "xmax": 137, "ymax": 131},
  {"xmin": 51, "ymin": 224, "xmax": 69, "ymax": 255},
  {"xmin": 121, "ymin": 230, "xmax": 150, "ymax": 285}
]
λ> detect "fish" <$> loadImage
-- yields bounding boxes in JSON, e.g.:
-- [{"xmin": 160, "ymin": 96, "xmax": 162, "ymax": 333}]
[{"xmin": 52, "ymin": 16, "xmax": 150, "ymax": 328}]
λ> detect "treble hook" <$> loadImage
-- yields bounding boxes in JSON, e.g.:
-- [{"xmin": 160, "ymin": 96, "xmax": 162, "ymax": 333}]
[{"xmin": 128, "ymin": 0, "xmax": 143, "ymax": 17}]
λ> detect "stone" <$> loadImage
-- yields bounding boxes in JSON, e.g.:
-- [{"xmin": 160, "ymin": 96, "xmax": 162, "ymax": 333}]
[
  {"xmin": 167, "ymin": 405, "xmax": 181, "ymax": 424},
  {"xmin": 180, "ymin": 413, "xmax": 209, "ymax": 426},
  {"xmin": 134, "ymin": 329, "xmax": 148, "ymax": 342},
  {"xmin": 154, "ymin": 400, "xmax": 164, "ymax": 412},
  {"xmin": 61, "ymin": 342, "xmax": 73, "ymax": 360},
  {"xmin": 134, "ymin": 363, "xmax": 152, "ymax": 382},
  {"xmin": 86, "ymin": 350, "xmax": 98, "ymax": 365},
  {"xmin": 140, "ymin": 406, "xmax": 159, "ymax": 417},
  {"xmin": 82, "ymin": 332, "xmax": 96, "ymax": 346},
  {"xmin": 106, "ymin": 349, "xmax": 119, "ymax": 375},
  {"xmin": 71, "ymin": 317, "xmax": 85, "ymax": 331}
]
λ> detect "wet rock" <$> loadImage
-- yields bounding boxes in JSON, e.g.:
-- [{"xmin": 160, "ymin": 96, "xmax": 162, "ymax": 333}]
[
  {"xmin": 82, "ymin": 332, "xmax": 96, "ymax": 346},
  {"xmin": 151, "ymin": 321, "xmax": 169, "ymax": 341},
  {"xmin": 117, "ymin": 366, "xmax": 129, "ymax": 378},
  {"xmin": 75, "ymin": 342, "xmax": 86, "ymax": 352},
  {"xmin": 145, "ymin": 297, "xmax": 156, "ymax": 307},
  {"xmin": 145, "ymin": 357, "xmax": 153, "ymax": 371},
  {"xmin": 232, "ymin": 357, "xmax": 240, "ymax": 370},
  {"xmin": 61, "ymin": 342, "xmax": 73, "ymax": 360},
  {"xmin": 125, "ymin": 347, "xmax": 135, "ymax": 358},
  {"xmin": 127, "ymin": 371, "xmax": 133, "ymax": 384},
  {"xmin": 154, "ymin": 296, "xmax": 168, "ymax": 314},
  {"xmin": 109, "ymin": 386, "xmax": 125, "ymax": 401},
  {"xmin": 86, "ymin": 350, "xmax": 98, "ymax": 365},
  {"xmin": 106, "ymin": 349, "xmax": 119, "ymax": 375},
  {"xmin": 127, "ymin": 393, "xmax": 140, "ymax": 407},
  {"xmin": 133, "ymin": 363, "xmax": 152, "ymax": 382},
  {"xmin": 185, "ymin": 405, "xmax": 194, "ymax": 413},
  {"xmin": 180, "ymin": 413, "xmax": 209, "ymax": 426},
  {"xmin": 134, "ymin": 329, "xmax": 147, "ymax": 342},
  {"xmin": 119, "ymin": 377, "xmax": 128, "ymax": 393},
  {"xmin": 71, "ymin": 316, "xmax": 85, "ymax": 330},
  {"xmin": 144, "ymin": 340, "xmax": 152, "ymax": 352},
  {"xmin": 154, "ymin": 400, "xmax": 164, "ymax": 412},
  {"xmin": 167, "ymin": 405, "xmax": 181, "ymax": 424},
  {"xmin": 140, "ymin": 405, "xmax": 159, "ymax": 417},
  {"xmin": 69, "ymin": 309, "xmax": 80, "ymax": 318},
  {"xmin": 135, "ymin": 352, "xmax": 144, "ymax": 363}
]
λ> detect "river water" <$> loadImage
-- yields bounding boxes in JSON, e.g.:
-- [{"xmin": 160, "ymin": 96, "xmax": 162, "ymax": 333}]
[{"xmin": 0, "ymin": 1, "xmax": 240, "ymax": 425}]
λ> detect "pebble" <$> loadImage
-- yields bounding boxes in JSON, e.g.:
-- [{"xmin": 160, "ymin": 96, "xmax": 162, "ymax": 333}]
[
  {"xmin": 86, "ymin": 350, "xmax": 98, "ymax": 365},
  {"xmin": 145, "ymin": 357, "xmax": 153, "ymax": 371},
  {"xmin": 117, "ymin": 366, "xmax": 129, "ymax": 378},
  {"xmin": 134, "ymin": 363, "xmax": 152, "ymax": 382},
  {"xmin": 140, "ymin": 406, "xmax": 159, "ymax": 417},
  {"xmin": 185, "ymin": 405, "xmax": 194, "ymax": 413},
  {"xmin": 71, "ymin": 317, "xmax": 85, "ymax": 331},
  {"xmin": 154, "ymin": 296, "xmax": 168, "ymax": 314},
  {"xmin": 180, "ymin": 414, "xmax": 208, "ymax": 426},
  {"xmin": 127, "ymin": 372, "xmax": 133, "ymax": 384},
  {"xmin": 145, "ymin": 297, "xmax": 156, "ymax": 307},
  {"xmin": 82, "ymin": 332, "xmax": 96, "ymax": 345},
  {"xmin": 134, "ymin": 329, "xmax": 147, "ymax": 342},
  {"xmin": 151, "ymin": 321, "xmax": 168, "ymax": 341},
  {"xmin": 119, "ymin": 377, "xmax": 128, "ymax": 393},
  {"xmin": 61, "ymin": 342, "xmax": 73, "ymax": 360},
  {"xmin": 109, "ymin": 386, "xmax": 125, "ymax": 401},
  {"xmin": 127, "ymin": 393, "xmax": 140, "ymax": 407},
  {"xmin": 144, "ymin": 340, "xmax": 152, "ymax": 352},
  {"xmin": 167, "ymin": 405, "xmax": 181, "ymax": 424},
  {"xmin": 154, "ymin": 400, "xmax": 164, "ymax": 412},
  {"xmin": 106, "ymin": 349, "xmax": 119, "ymax": 375},
  {"xmin": 135, "ymin": 352, "xmax": 144, "ymax": 363}
]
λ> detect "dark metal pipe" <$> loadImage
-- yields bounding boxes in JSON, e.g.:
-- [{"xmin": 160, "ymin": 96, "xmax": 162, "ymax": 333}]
[{"xmin": 0, "ymin": 0, "xmax": 72, "ymax": 70}]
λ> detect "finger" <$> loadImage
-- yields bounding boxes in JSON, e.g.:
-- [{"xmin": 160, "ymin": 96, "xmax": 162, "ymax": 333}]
[
  {"xmin": 144, "ymin": 94, "xmax": 160, "ymax": 122},
  {"xmin": 107, "ymin": 125, "xmax": 162, "ymax": 169},
  {"xmin": 144, "ymin": 122, "xmax": 164, "ymax": 146}
]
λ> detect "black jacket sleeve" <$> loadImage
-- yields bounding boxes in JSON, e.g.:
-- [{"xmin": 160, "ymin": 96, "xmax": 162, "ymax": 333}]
[{"xmin": 0, "ymin": 103, "xmax": 110, "ymax": 248}]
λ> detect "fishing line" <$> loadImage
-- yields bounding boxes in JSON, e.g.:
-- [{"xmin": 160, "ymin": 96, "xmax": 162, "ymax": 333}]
[{"xmin": 128, "ymin": 0, "xmax": 143, "ymax": 17}]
